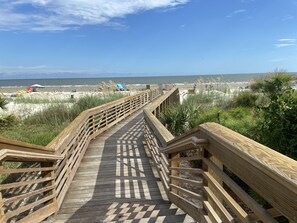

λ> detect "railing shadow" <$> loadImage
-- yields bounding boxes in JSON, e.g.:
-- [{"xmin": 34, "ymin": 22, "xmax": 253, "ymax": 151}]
[{"xmin": 62, "ymin": 113, "xmax": 164, "ymax": 223}]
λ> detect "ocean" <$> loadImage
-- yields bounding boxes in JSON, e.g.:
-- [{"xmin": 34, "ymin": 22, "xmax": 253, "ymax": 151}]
[{"xmin": 0, "ymin": 73, "xmax": 266, "ymax": 87}]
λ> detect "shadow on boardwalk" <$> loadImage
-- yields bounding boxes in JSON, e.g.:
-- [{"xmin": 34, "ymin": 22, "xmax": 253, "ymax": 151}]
[{"xmin": 51, "ymin": 111, "xmax": 193, "ymax": 223}]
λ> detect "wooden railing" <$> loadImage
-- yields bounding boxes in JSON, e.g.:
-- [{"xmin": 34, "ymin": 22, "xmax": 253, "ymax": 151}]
[
  {"xmin": 0, "ymin": 88, "xmax": 161, "ymax": 223},
  {"xmin": 144, "ymin": 87, "xmax": 297, "ymax": 223}
]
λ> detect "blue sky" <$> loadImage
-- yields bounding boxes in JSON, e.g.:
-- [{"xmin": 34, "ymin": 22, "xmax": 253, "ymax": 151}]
[{"xmin": 0, "ymin": 0, "xmax": 296, "ymax": 79}]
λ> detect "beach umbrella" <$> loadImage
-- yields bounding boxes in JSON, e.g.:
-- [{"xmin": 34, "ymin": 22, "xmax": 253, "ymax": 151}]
[{"xmin": 31, "ymin": 84, "xmax": 45, "ymax": 88}]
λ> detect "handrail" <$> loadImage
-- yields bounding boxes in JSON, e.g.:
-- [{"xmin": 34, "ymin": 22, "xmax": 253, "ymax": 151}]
[
  {"xmin": 143, "ymin": 87, "xmax": 297, "ymax": 223},
  {"xmin": 0, "ymin": 88, "xmax": 161, "ymax": 223},
  {"xmin": 143, "ymin": 87, "xmax": 178, "ymax": 146},
  {"xmin": 143, "ymin": 87, "xmax": 180, "ymax": 197},
  {"xmin": 0, "ymin": 149, "xmax": 63, "ymax": 162},
  {"xmin": 0, "ymin": 136, "xmax": 54, "ymax": 154}
]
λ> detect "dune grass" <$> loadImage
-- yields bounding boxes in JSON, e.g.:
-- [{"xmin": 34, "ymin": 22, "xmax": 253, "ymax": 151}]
[
  {"xmin": 161, "ymin": 72, "xmax": 297, "ymax": 160},
  {"xmin": 11, "ymin": 97, "xmax": 75, "ymax": 104},
  {"xmin": 0, "ymin": 93, "xmax": 124, "ymax": 146},
  {"xmin": 161, "ymin": 90, "xmax": 258, "ymax": 137}
]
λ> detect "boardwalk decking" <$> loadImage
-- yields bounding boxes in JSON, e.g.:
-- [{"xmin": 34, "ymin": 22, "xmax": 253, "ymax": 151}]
[{"xmin": 47, "ymin": 110, "xmax": 195, "ymax": 223}]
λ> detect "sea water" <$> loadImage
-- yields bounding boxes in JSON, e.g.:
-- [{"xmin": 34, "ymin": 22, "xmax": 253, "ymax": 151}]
[{"xmin": 0, "ymin": 73, "xmax": 266, "ymax": 87}]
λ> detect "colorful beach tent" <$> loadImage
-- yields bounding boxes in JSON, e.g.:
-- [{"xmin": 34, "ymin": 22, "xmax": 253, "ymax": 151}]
[
  {"xmin": 26, "ymin": 87, "xmax": 33, "ymax": 92},
  {"xmin": 116, "ymin": 84, "xmax": 126, "ymax": 90}
]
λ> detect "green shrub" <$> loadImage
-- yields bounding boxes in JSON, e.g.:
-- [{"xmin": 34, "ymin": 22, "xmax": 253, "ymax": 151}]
[
  {"xmin": 231, "ymin": 91, "xmax": 258, "ymax": 108},
  {"xmin": 0, "ymin": 115, "xmax": 18, "ymax": 129},
  {"xmin": 0, "ymin": 96, "xmax": 8, "ymax": 109},
  {"xmin": 161, "ymin": 104, "xmax": 189, "ymax": 136},
  {"xmin": 161, "ymin": 91, "xmax": 257, "ymax": 140},
  {"xmin": 252, "ymin": 72, "xmax": 297, "ymax": 159},
  {"xmin": 0, "ymin": 96, "xmax": 18, "ymax": 128}
]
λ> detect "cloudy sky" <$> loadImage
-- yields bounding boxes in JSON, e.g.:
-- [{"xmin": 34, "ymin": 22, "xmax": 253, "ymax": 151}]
[{"xmin": 0, "ymin": 0, "xmax": 297, "ymax": 78}]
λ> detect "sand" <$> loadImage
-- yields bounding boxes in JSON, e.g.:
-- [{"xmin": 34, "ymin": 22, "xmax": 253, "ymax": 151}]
[{"xmin": 0, "ymin": 81, "xmax": 251, "ymax": 118}]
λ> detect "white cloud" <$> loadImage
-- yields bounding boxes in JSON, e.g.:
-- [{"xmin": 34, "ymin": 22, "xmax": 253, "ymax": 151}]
[
  {"xmin": 0, "ymin": 0, "xmax": 189, "ymax": 31},
  {"xmin": 0, "ymin": 65, "xmax": 47, "ymax": 70},
  {"xmin": 226, "ymin": 9, "xmax": 246, "ymax": 18},
  {"xmin": 274, "ymin": 38, "xmax": 296, "ymax": 48},
  {"xmin": 278, "ymin": 38, "xmax": 296, "ymax": 43},
  {"xmin": 274, "ymin": 43, "xmax": 296, "ymax": 48}
]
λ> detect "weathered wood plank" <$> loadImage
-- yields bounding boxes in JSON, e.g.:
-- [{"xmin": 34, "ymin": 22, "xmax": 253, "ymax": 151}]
[
  {"xmin": 198, "ymin": 122, "xmax": 297, "ymax": 222},
  {"xmin": 51, "ymin": 111, "xmax": 189, "ymax": 223}
]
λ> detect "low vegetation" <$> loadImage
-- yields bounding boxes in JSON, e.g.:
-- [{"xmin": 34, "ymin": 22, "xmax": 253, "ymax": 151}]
[
  {"xmin": 11, "ymin": 97, "xmax": 74, "ymax": 104},
  {"xmin": 161, "ymin": 72, "xmax": 296, "ymax": 217},
  {"xmin": 0, "ymin": 96, "xmax": 17, "ymax": 128},
  {"xmin": 0, "ymin": 93, "xmax": 124, "ymax": 146},
  {"xmin": 161, "ymin": 71, "xmax": 297, "ymax": 160}
]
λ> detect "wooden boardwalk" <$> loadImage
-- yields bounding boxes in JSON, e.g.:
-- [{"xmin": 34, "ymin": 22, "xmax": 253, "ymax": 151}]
[{"xmin": 47, "ymin": 110, "xmax": 195, "ymax": 223}]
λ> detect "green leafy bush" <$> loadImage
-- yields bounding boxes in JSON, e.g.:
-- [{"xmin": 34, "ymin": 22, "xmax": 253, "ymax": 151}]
[
  {"xmin": 0, "ymin": 96, "xmax": 17, "ymax": 128},
  {"xmin": 161, "ymin": 92, "xmax": 256, "ymax": 137},
  {"xmin": 252, "ymin": 72, "xmax": 297, "ymax": 158},
  {"xmin": 0, "ymin": 96, "xmax": 8, "ymax": 109},
  {"xmin": 231, "ymin": 91, "xmax": 259, "ymax": 108},
  {"xmin": 0, "ymin": 114, "xmax": 18, "ymax": 129}
]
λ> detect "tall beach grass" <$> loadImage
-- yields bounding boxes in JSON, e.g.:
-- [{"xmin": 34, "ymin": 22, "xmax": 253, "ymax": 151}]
[{"xmin": 0, "ymin": 93, "xmax": 124, "ymax": 146}]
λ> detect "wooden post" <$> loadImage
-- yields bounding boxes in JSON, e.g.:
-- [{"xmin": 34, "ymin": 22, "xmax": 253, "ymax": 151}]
[
  {"xmin": 170, "ymin": 152, "xmax": 180, "ymax": 195},
  {"xmin": 41, "ymin": 162, "xmax": 57, "ymax": 207},
  {"xmin": 115, "ymin": 106, "xmax": 118, "ymax": 120},
  {"xmin": 129, "ymin": 99, "xmax": 132, "ymax": 112},
  {"xmin": 105, "ymin": 110, "xmax": 108, "ymax": 126},
  {"xmin": 203, "ymin": 149, "xmax": 224, "ymax": 221},
  {"xmin": 90, "ymin": 115, "xmax": 95, "ymax": 137},
  {"xmin": 0, "ymin": 192, "xmax": 5, "ymax": 223},
  {"xmin": 0, "ymin": 162, "xmax": 5, "ymax": 221}
]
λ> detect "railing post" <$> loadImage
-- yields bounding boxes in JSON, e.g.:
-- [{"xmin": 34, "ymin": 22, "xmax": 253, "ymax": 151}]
[
  {"xmin": 202, "ymin": 148, "xmax": 224, "ymax": 221},
  {"xmin": 0, "ymin": 192, "xmax": 5, "ymax": 223},
  {"xmin": 90, "ymin": 115, "xmax": 95, "ymax": 136},
  {"xmin": 41, "ymin": 162, "xmax": 57, "ymax": 207},
  {"xmin": 105, "ymin": 110, "xmax": 108, "ymax": 126},
  {"xmin": 170, "ymin": 152, "xmax": 180, "ymax": 195},
  {"xmin": 0, "ymin": 162, "xmax": 5, "ymax": 222}
]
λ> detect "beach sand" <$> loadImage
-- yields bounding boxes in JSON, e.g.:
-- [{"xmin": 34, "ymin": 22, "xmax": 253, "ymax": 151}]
[{"xmin": 0, "ymin": 81, "xmax": 251, "ymax": 118}]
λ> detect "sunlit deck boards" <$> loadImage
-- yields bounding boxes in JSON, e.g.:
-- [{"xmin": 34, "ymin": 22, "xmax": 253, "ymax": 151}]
[{"xmin": 47, "ymin": 110, "xmax": 195, "ymax": 223}]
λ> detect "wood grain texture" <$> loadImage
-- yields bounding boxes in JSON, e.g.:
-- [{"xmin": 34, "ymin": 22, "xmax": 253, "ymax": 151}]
[
  {"xmin": 0, "ymin": 89, "xmax": 161, "ymax": 223},
  {"xmin": 198, "ymin": 122, "xmax": 297, "ymax": 222},
  {"xmin": 50, "ymin": 111, "xmax": 191, "ymax": 223}
]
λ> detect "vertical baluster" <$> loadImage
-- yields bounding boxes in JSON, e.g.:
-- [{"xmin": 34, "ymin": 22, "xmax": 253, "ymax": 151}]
[
  {"xmin": 0, "ymin": 192, "xmax": 5, "ymax": 223},
  {"xmin": 105, "ymin": 110, "xmax": 108, "ymax": 126},
  {"xmin": 90, "ymin": 115, "xmax": 95, "ymax": 137},
  {"xmin": 170, "ymin": 152, "xmax": 180, "ymax": 195},
  {"xmin": 41, "ymin": 162, "xmax": 57, "ymax": 207},
  {"xmin": 0, "ymin": 162, "xmax": 5, "ymax": 221},
  {"xmin": 202, "ymin": 149, "xmax": 224, "ymax": 221}
]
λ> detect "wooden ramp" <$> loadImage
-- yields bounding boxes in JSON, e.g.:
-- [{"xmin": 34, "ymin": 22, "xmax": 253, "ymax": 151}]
[{"xmin": 47, "ymin": 110, "xmax": 196, "ymax": 223}]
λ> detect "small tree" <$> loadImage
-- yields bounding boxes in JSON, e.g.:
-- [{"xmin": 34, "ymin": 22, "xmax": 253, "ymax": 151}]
[{"xmin": 251, "ymin": 71, "xmax": 297, "ymax": 159}]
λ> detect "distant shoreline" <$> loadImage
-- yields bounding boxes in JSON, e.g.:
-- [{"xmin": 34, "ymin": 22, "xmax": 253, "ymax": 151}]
[{"xmin": 0, "ymin": 73, "xmax": 267, "ymax": 88}]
